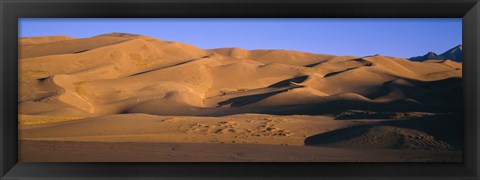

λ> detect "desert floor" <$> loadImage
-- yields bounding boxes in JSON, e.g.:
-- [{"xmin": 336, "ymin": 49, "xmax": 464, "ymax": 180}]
[
  {"xmin": 19, "ymin": 140, "xmax": 461, "ymax": 162},
  {"xmin": 19, "ymin": 113, "xmax": 461, "ymax": 162},
  {"xmin": 18, "ymin": 33, "xmax": 463, "ymax": 162}
]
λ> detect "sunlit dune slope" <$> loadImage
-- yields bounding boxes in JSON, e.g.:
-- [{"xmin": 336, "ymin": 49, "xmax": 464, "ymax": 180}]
[{"xmin": 19, "ymin": 33, "xmax": 462, "ymax": 117}]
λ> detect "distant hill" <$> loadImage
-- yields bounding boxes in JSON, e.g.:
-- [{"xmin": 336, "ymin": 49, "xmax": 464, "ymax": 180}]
[{"xmin": 409, "ymin": 45, "xmax": 462, "ymax": 62}]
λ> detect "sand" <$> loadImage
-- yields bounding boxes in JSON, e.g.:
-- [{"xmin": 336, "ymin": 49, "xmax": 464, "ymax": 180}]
[
  {"xmin": 19, "ymin": 140, "xmax": 461, "ymax": 162},
  {"xmin": 18, "ymin": 33, "xmax": 463, "ymax": 162}
]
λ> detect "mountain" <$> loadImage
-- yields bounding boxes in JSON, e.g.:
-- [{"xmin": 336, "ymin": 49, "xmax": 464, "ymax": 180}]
[{"xmin": 409, "ymin": 45, "xmax": 463, "ymax": 62}]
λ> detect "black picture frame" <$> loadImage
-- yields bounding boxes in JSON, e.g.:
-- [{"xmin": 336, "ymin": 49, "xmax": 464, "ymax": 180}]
[{"xmin": 1, "ymin": 0, "xmax": 479, "ymax": 179}]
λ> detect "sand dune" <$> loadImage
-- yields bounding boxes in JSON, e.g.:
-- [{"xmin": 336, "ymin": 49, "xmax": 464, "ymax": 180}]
[
  {"xmin": 19, "ymin": 35, "xmax": 75, "ymax": 46},
  {"xmin": 19, "ymin": 33, "xmax": 462, "ymax": 117},
  {"xmin": 18, "ymin": 33, "xmax": 462, "ymax": 162}
]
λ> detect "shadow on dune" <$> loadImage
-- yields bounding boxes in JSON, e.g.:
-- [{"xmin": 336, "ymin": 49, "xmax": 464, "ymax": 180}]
[
  {"xmin": 335, "ymin": 111, "xmax": 416, "ymax": 120},
  {"xmin": 268, "ymin": 76, "xmax": 309, "ymax": 88},
  {"xmin": 147, "ymin": 75, "xmax": 461, "ymax": 116},
  {"xmin": 304, "ymin": 61, "xmax": 327, "ymax": 67},
  {"xmin": 128, "ymin": 54, "xmax": 214, "ymax": 77},
  {"xmin": 73, "ymin": 49, "xmax": 91, "ymax": 54},
  {"xmin": 128, "ymin": 59, "xmax": 196, "ymax": 77},
  {"xmin": 209, "ymin": 95, "xmax": 448, "ymax": 117},
  {"xmin": 259, "ymin": 99, "xmax": 428, "ymax": 115},
  {"xmin": 366, "ymin": 77, "xmax": 462, "ymax": 112},
  {"xmin": 217, "ymin": 89, "xmax": 289, "ymax": 107},
  {"xmin": 304, "ymin": 113, "xmax": 462, "ymax": 150},
  {"xmin": 352, "ymin": 58, "xmax": 374, "ymax": 66},
  {"xmin": 385, "ymin": 114, "xmax": 463, "ymax": 149},
  {"xmin": 215, "ymin": 76, "xmax": 460, "ymax": 115},
  {"xmin": 323, "ymin": 67, "xmax": 358, "ymax": 77},
  {"xmin": 304, "ymin": 124, "xmax": 373, "ymax": 145}
]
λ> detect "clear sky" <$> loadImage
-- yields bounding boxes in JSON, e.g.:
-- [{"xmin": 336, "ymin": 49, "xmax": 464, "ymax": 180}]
[{"xmin": 19, "ymin": 18, "xmax": 462, "ymax": 58}]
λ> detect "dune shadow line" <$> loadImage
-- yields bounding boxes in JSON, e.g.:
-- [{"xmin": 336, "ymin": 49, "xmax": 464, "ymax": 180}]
[
  {"xmin": 268, "ymin": 76, "xmax": 309, "ymax": 88},
  {"xmin": 217, "ymin": 89, "xmax": 289, "ymax": 107}
]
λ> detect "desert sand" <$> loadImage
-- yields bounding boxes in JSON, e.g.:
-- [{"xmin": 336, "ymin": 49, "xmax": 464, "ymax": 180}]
[{"xmin": 18, "ymin": 33, "xmax": 462, "ymax": 162}]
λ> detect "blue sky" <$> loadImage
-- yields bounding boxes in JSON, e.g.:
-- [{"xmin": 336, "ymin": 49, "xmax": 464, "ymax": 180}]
[{"xmin": 19, "ymin": 18, "xmax": 461, "ymax": 58}]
